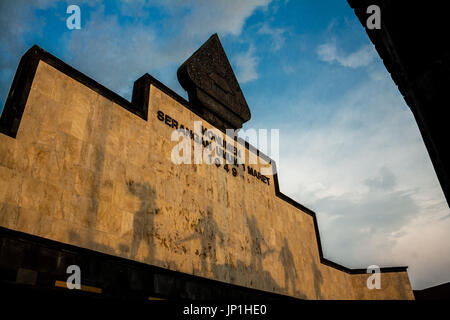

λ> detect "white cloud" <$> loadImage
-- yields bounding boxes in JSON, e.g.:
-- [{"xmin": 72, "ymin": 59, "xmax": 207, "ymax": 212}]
[
  {"xmin": 317, "ymin": 39, "xmax": 376, "ymax": 68},
  {"xmin": 258, "ymin": 23, "xmax": 286, "ymax": 51},
  {"xmin": 389, "ymin": 212, "xmax": 450, "ymax": 289},
  {"xmin": 339, "ymin": 45, "xmax": 376, "ymax": 68},
  {"xmin": 316, "ymin": 41, "xmax": 337, "ymax": 63},
  {"xmin": 62, "ymin": 8, "xmax": 173, "ymax": 99},
  {"xmin": 234, "ymin": 44, "xmax": 259, "ymax": 83},
  {"xmin": 1, "ymin": 0, "xmax": 270, "ymax": 104},
  {"xmin": 59, "ymin": 0, "xmax": 270, "ymax": 97},
  {"xmin": 277, "ymin": 67, "xmax": 449, "ymax": 289},
  {"xmin": 0, "ymin": 0, "xmax": 53, "ymax": 95},
  {"xmin": 0, "ymin": 0, "xmax": 101, "ymax": 106},
  {"xmin": 117, "ymin": 0, "xmax": 151, "ymax": 17},
  {"xmin": 282, "ymin": 64, "xmax": 295, "ymax": 74}
]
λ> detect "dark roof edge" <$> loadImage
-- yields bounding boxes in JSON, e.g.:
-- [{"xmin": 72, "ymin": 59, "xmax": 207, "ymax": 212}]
[{"xmin": 0, "ymin": 45, "xmax": 408, "ymax": 275}]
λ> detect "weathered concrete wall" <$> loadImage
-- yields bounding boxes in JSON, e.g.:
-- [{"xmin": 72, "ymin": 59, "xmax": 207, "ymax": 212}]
[{"xmin": 0, "ymin": 60, "xmax": 414, "ymax": 299}]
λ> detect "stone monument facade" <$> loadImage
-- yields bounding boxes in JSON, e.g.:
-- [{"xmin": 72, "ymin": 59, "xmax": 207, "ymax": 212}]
[{"xmin": 0, "ymin": 35, "xmax": 414, "ymax": 299}]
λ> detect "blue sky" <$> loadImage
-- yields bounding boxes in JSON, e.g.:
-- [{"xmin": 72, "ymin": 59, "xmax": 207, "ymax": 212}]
[{"xmin": 1, "ymin": 0, "xmax": 448, "ymax": 290}]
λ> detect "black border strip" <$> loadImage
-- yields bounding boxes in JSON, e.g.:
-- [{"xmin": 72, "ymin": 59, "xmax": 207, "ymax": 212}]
[{"xmin": 0, "ymin": 45, "xmax": 408, "ymax": 275}]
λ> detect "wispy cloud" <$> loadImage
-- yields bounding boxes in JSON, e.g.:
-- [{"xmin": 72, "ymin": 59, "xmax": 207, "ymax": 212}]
[
  {"xmin": 317, "ymin": 39, "xmax": 376, "ymax": 68},
  {"xmin": 258, "ymin": 23, "xmax": 286, "ymax": 51},
  {"xmin": 177, "ymin": 0, "xmax": 271, "ymax": 38},
  {"xmin": 61, "ymin": 7, "xmax": 169, "ymax": 99},
  {"xmin": 234, "ymin": 44, "xmax": 259, "ymax": 83},
  {"xmin": 0, "ymin": 0, "xmax": 101, "ymax": 105},
  {"xmin": 364, "ymin": 167, "xmax": 397, "ymax": 191},
  {"xmin": 277, "ymin": 65, "xmax": 449, "ymax": 288},
  {"xmin": 0, "ymin": 0, "xmax": 270, "ymax": 104}
]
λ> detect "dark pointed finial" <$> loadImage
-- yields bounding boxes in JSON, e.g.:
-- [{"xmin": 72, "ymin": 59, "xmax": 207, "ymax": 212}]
[{"xmin": 177, "ymin": 34, "xmax": 251, "ymax": 131}]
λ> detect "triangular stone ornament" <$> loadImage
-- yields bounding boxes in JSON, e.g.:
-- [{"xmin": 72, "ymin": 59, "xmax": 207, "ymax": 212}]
[{"xmin": 177, "ymin": 34, "xmax": 251, "ymax": 131}]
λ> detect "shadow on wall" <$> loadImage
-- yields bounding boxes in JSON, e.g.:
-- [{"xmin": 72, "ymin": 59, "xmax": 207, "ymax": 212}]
[
  {"xmin": 68, "ymin": 180, "xmax": 159, "ymax": 264},
  {"xmin": 126, "ymin": 180, "xmax": 158, "ymax": 261},
  {"xmin": 180, "ymin": 208, "xmax": 308, "ymax": 299},
  {"xmin": 280, "ymin": 237, "xmax": 298, "ymax": 294},
  {"xmin": 311, "ymin": 258, "xmax": 323, "ymax": 299},
  {"xmin": 247, "ymin": 215, "xmax": 273, "ymax": 272},
  {"xmin": 180, "ymin": 207, "xmax": 224, "ymax": 275},
  {"xmin": 68, "ymin": 177, "xmax": 313, "ymax": 299}
]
